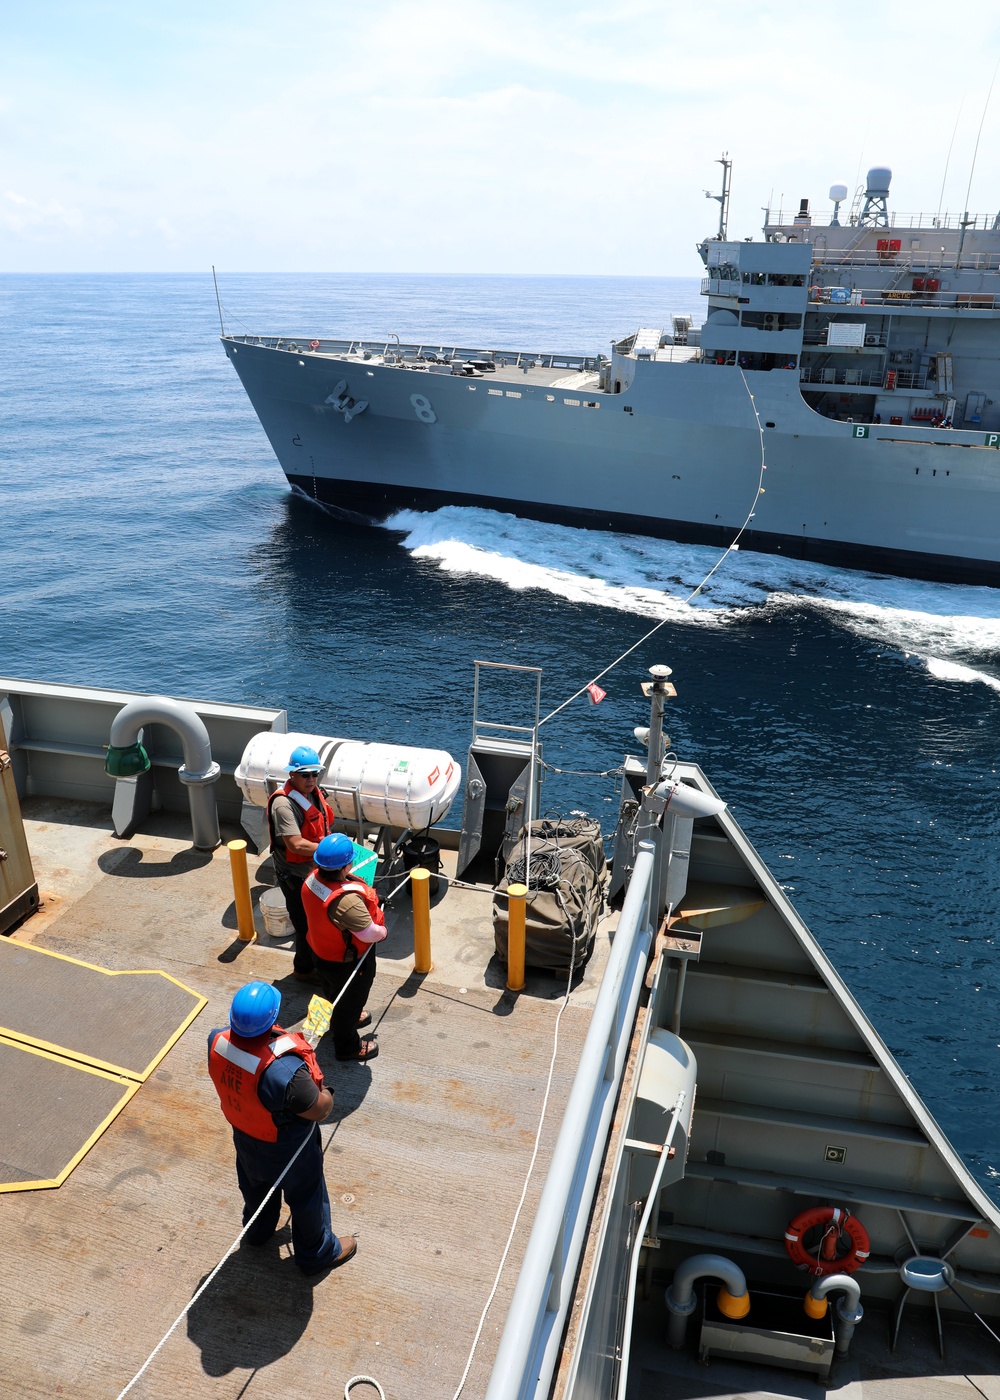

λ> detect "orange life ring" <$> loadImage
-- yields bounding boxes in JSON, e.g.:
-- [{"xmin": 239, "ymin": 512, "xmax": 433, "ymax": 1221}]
[
  {"xmin": 784, "ymin": 1205, "xmax": 870, "ymax": 1275},
  {"xmin": 308, "ymin": 339, "xmax": 321, "ymax": 351}
]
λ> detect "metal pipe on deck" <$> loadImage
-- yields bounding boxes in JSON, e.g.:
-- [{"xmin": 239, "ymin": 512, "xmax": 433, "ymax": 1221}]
[
  {"xmin": 665, "ymin": 1255, "xmax": 750, "ymax": 1348},
  {"xmin": 805, "ymin": 1273, "xmax": 863, "ymax": 1354},
  {"xmin": 107, "ymin": 696, "xmax": 221, "ymax": 849}
]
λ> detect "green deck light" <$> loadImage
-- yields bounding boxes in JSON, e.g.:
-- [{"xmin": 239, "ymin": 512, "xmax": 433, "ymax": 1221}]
[{"xmin": 104, "ymin": 742, "xmax": 151, "ymax": 779}]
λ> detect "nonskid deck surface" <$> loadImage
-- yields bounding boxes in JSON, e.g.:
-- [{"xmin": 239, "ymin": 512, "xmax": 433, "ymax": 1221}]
[{"xmin": 6, "ymin": 798, "xmax": 612, "ymax": 1399}]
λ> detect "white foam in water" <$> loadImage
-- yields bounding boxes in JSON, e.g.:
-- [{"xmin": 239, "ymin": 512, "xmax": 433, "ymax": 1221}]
[{"xmin": 385, "ymin": 506, "xmax": 1000, "ymax": 687}]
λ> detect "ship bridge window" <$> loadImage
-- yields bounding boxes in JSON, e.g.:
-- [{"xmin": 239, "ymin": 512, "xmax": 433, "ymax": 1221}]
[
  {"xmin": 767, "ymin": 273, "xmax": 806, "ymax": 287},
  {"xmin": 736, "ymin": 351, "xmax": 797, "ymax": 371},
  {"xmin": 709, "ymin": 261, "xmax": 740, "ymax": 281},
  {"xmin": 742, "ymin": 271, "xmax": 767, "ymax": 286},
  {"xmin": 705, "ymin": 350, "xmax": 737, "ymax": 366},
  {"xmin": 741, "ymin": 311, "xmax": 802, "ymax": 330}
]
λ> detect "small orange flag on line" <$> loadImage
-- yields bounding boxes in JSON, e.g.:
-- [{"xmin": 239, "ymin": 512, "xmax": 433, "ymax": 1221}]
[{"xmin": 587, "ymin": 682, "xmax": 607, "ymax": 704}]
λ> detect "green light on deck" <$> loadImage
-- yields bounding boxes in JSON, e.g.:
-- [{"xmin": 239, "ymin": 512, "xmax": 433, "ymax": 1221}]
[{"xmin": 105, "ymin": 742, "xmax": 151, "ymax": 778}]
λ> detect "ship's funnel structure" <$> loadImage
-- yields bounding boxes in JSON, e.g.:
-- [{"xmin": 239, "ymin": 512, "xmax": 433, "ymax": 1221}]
[
  {"xmin": 107, "ymin": 696, "xmax": 221, "ymax": 849},
  {"xmin": 859, "ymin": 166, "xmax": 892, "ymax": 227}
]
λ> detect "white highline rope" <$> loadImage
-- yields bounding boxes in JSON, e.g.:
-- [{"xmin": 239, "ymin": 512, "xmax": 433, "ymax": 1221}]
[
  {"xmin": 449, "ymin": 925, "xmax": 579, "ymax": 1400},
  {"xmin": 538, "ymin": 367, "xmax": 768, "ymax": 729},
  {"xmin": 114, "ymin": 947, "xmax": 374, "ymax": 1400}
]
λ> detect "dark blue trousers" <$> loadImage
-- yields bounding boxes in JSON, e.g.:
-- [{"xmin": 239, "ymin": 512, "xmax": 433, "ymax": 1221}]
[{"xmin": 232, "ymin": 1124, "xmax": 341, "ymax": 1274}]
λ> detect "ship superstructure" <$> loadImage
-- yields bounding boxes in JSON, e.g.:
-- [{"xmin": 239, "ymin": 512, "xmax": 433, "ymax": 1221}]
[{"xmin": 224, "ymin": 164, "xmax": 1000, "ymax": 585}]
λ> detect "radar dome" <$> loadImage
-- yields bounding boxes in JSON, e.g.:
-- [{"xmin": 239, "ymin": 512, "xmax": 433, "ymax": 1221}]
[
  {"xmin": 866, "ymin": 166, "xmax": 892, "ymax": 195},
  {"xmin": 829, "ymin": 182, "xmax": 849, "ymax": 202}
]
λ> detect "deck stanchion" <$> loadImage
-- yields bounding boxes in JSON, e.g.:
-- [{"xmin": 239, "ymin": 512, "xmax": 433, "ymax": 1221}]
[
  {"xmin": 411, "ymin": 867, "xmax": 433, "ymax": 973},
  {"xmin": 506, "ymin": 883, "xmax": 528, "ymax": 992},
  {"xmin": 227, "ymin": 840, "xmax": 256, "ymax": 942}
]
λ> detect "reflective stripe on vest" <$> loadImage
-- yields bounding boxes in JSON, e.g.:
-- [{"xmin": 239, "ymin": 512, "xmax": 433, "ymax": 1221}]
[
  {"xmin": 303, "ymin": 873, "xmax": 384, "ymax": 963},
  {"xmin": 208, "ymin": 1024, "xmax": 324, "ymax": 1142},
  {"xmin": 266, "ymin": 782, "xmax": 334, "ymax": 864}
]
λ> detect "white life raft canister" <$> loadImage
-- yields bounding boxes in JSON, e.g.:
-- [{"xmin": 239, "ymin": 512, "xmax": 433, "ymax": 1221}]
[{"xmin": 234, "ymin": 730, "xmax": 461, "ymax": 830}]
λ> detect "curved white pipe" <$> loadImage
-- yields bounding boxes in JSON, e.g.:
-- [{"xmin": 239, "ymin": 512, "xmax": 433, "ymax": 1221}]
[
  {"xmin": 808, "ymin": 1273, "xmax": 864, "ymax": 1354},
  {"xmin": 665, "ymin": 1254, "xmax": 748, "ymax": 1349},
  {"xmin": 110, "ymin": 696, "xmax": 220, "ymax": 849},
  {"xmin": 110, "ymin": 696, "xmax": 214, "ymax": 776}
]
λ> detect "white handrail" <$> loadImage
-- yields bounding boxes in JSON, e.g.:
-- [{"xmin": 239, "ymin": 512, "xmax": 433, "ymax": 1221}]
[{"xmin": 484, "ymin": 842, "xmax": 657, "ymax": 1400}]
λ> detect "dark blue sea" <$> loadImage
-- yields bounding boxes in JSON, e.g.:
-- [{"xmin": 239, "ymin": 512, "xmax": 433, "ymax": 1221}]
[{"xmin": 2, "ymin": 272, "xmax": 999, "ymax": 1198}]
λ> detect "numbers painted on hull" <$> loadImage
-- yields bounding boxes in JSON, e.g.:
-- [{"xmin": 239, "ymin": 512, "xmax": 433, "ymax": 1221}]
[{"xmin": 411, "ymin": 394, "xmax": 437, "ymax": 424}]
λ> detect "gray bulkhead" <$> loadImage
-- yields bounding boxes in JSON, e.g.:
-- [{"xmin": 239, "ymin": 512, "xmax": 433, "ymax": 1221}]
[{"xmin": 560, "ymin": 763, "xmax": 1000, "ymax": 1397}]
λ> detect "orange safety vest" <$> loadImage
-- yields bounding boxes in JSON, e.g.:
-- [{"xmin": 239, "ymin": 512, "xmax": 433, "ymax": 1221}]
[
  {"xmin": 302, "ymin": 872, "xmax": 385, "ymax": 963},
  {"xmin": 208, "ymin": 1023, "xmax": 323, "ymax": 1142},
  {"xmin": 266, "ymin": 781, "xmax": 335, "ymax": 864}
]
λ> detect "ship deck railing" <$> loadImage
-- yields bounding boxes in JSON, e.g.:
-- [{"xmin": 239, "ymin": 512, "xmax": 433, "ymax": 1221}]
[
  {"xmin": 483, "ymin": 843, "xmax": 658, "ymax": 1400},
  {"xmin": 767, "ymin": 208, "xmax": 997, "ymax": 232},
  {"xmin": 809, "ymin": 249, "xmax": 1000, "ymax": 273},
  {"xmin": 225, "ymin": 333, "xmax": 602, "ymax": 372},
  {"xmin": 809, "ymin": 287, "xmax": 1000, "ymax": 310},
  {"xmin": 799, "ymin": 365, "xmax": 925, "ymax": 390}
]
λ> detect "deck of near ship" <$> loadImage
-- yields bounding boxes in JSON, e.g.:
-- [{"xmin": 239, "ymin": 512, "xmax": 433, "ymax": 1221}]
[{"xmin": 6, "ymin": 798, "xmax": 610, "ymax": 1400}]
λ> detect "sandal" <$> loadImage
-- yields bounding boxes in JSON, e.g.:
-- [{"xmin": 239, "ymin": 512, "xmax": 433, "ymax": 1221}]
[
  {"xmin": 336, "ymin": 1037, "xmax": 379, "ymax": 1062},
  {"xmin": 358, "ymin": 1010, "xmax": 372, "ymax": 1029}
]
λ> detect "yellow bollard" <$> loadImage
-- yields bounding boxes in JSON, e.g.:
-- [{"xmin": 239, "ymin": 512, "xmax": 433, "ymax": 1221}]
[
  {"xmin": 506, "ymin": 883, "xmax": 528, "ymax": 992},
  {"xmin": 227, "ymin": 840, "xmax": 256, "ymax": 943},
  {"xmin": 411, "ymin": 867, "xmax": 433, "ymax": 973}
]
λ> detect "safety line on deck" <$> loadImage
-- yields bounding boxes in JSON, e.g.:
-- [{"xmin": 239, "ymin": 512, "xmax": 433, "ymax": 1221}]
[{"xmin": 114, "ymin": 946, "xmax": 375, "ymax": 1400}]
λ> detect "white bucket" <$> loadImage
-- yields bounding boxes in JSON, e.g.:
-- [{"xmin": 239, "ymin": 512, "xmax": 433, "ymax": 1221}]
[{"xmin": 259, "ymin": 886, "xmax": 293, "ymax": 939}]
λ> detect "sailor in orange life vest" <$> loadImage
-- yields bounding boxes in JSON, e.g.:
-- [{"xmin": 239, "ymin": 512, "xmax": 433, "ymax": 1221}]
[
  {"xmin": 266, "ymin": 745, "xmax": 336, "ymax": 982},
  {"xmin": 207, "ymin": 981, "xmax": 357, "ymax": 1274},
  {"xmin": 302, "ymin": 832, "xmax": 387, "ymax": 1062}
]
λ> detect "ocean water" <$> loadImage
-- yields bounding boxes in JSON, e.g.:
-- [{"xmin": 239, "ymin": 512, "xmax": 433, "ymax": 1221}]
[{"xmin": 2, "ymin": 272, "xmax": 999, "ymax": 1197}]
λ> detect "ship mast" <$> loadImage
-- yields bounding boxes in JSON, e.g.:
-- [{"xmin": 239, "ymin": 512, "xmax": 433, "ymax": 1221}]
[{"xmin": 705, "ymin": 153, "xmax": 732, "ymax": 240}]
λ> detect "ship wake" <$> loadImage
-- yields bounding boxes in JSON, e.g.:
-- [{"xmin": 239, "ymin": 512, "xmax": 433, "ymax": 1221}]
[{"xmin": 386, "ymin": 506, "xmax": 1000, "ymax": 690}]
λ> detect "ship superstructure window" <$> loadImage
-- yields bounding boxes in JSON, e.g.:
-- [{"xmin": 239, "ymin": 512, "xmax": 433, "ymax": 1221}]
[{"xmin": 740, "ymin": 311, "xmax": 802, "ymax": 330}]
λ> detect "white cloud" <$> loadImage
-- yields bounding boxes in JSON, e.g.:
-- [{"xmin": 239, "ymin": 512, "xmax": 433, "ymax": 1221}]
[{"xmin": 1, "ymin": 1, "xmax": 999, "ymax": 270}]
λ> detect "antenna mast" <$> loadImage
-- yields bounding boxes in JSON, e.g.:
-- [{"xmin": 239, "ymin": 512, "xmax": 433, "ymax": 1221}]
[
  {"xmin": 212, "ymin": 266, "xmax": 225, "ymax": 337},
  {"xmin": 958, "ymin": 57, "xmax": 1000, "ymax": 262},
  {"xmin": 705, "ymin": 153, "xmax": 732, "ymax": 240}
]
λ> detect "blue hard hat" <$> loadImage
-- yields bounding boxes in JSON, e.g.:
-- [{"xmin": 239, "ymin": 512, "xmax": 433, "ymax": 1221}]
[
  {"xmin": 314, "ymin": 833, "xmax": 355, "ymax": 870},
  {"xmin": 230, "ymin": 981, "xmax": 281, "ymax": 1038},
  {"xmin": 288, "ymin": 744, "xmax": 323, "ymax": 774}
]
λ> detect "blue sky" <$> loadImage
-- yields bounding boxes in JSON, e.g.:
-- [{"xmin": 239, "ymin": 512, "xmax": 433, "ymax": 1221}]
[{"xmin": 3, "ymin": 1, "xmax": 1000, "ymax": 273}]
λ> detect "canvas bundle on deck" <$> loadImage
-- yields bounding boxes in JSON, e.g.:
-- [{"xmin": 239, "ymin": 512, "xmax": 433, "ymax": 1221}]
[{"xmin": 493, "ymin": 818, "xmax": 607, "ymax": 974}]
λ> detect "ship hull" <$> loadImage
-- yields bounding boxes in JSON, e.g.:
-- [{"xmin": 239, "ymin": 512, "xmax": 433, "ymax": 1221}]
[
  {"xmin": 286, "ymin": 470, "xmax": 1000, "ymax": 585},
  {"xmin": 226, "ymin": 339, "xmax": 1000, "ymax": 587}
]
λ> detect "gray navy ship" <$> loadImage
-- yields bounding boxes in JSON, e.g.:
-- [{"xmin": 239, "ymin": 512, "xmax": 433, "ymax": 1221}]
[{"xmin": 224, "ymin": 160, "xmax": 1000, "ymax": 586}]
